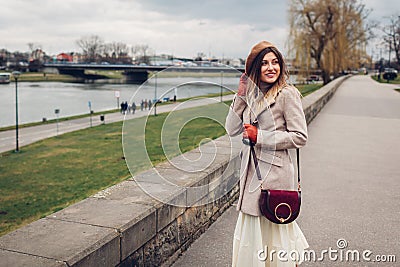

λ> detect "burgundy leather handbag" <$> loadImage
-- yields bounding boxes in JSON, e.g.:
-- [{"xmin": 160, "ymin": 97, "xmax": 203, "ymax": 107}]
[{"xmin": 250, "ymin": 145, "xmax": 302, "ymax": 224}]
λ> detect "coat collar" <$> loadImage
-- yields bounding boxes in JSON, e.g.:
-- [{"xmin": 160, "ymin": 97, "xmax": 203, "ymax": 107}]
[{"xmin": 252, "ymin": 86, "xmax": 283, "ymax": 119}]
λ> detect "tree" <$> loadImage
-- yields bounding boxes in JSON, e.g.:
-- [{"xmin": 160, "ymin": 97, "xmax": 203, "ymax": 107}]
[
  {"xmin": 0, "ymin": 49, "xmax": 11, "ymax": 67},
  {"xmin": 288, "ymin": 0, "xmax": 373, "ymax": 84},
  {"xmin": 382, "ymin": 15, "xmax": 400, "ymax": 67},
  {"xmin": 131, "ymin": 44, "xmax": 152, "ymax": 65},
  {"xmin": 110, "ymin": 42, "xmax": 131, "ymax": 64},
  {"xmin": 102, "ymin": 42, "xmax": 131, "ymax": 64},
  {"xmin": 27, "ymin": 43, "xmax": 42, "ymax": 53},
  {"xmin": 76, "ymin": 35, "xmax": 104, "ymax": 63}
]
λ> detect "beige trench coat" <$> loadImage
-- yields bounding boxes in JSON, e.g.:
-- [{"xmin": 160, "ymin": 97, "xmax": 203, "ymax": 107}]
[{"xmin": 225, "ymin": 85, "xmax": 308, "ymax": 216}]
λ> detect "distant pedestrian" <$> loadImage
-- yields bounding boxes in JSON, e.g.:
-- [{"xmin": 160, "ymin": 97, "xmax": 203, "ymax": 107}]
[
  {"xmin": 131, "ymin": 102, "xmax": 136, "ymax": 114},
  {"xmin": 173, "ymin": 95, "xmax": 176, "ymax": 102},
  {"xmin": 123, "ymin": 101, "xmax": 128, "ymax": 114},
  {"xmin": 140, "ymin": 100, "xmax": 144, "ymax": 111},
  {"xmin": 148, "ymin": 99, "xmax": 152, "ymax": 109},
  {"xmin": 378, "ymin": 65, "xmax": 384, "ymax": 81},
  {"xmin": 120, "ymin": 102, "xmax": 124, "ymax": 114},
  {"xmin": 144, "ymin": 99, "xmax": 148, "ymax": 110}
]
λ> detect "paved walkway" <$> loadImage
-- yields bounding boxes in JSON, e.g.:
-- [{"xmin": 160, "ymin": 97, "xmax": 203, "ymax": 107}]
[
  {"xmin": 0, "ymin": 95, "xmax": 233, "ymax": 154},
  {"xmin": 172, "ymin": 76, "xmax": 400, "ymax": 266}
]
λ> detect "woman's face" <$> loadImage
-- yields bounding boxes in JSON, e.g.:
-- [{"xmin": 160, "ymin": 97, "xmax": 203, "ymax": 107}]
[{"xmin": 260, "ymin": 52, "xmax": 280, "ymax": 84}]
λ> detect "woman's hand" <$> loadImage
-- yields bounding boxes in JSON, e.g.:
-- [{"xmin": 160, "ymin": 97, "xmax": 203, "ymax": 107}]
[
  {"xmin": 243, "ymin": 124, "xmax": 257, "ymax": 144},
  {"xmin": 231, "ymin": 73, "xmax": 248, "ymax": 116}
]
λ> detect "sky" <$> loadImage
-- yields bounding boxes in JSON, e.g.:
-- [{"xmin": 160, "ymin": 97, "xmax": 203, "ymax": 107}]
[{"xmin": 0, "ymin": 0, "xmax": 398, "ymax": 60}]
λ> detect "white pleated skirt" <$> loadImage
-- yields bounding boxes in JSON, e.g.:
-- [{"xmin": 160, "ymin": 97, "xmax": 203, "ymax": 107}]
[{"xmin": 232, "ymin": 211, "xmax": 309, "ymax": 267}]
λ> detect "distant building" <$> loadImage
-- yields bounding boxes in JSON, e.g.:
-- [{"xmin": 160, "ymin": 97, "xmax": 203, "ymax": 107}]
[
  {"xmin": 56, "ymin": 53, "xmax": 73, "ymax": 62},
  {"xmin": 72, "ymin": 53, "xmax": 84, "ymax": 63},
  {"xmin": 30, "ymin": 49, "xmax": 46, "ymax": 62}
]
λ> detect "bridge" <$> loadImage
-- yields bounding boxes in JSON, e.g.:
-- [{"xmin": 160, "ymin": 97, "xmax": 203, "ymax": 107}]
[
  {"xmin": 43, "ymin": 63, "xmax": 244, "ymax": 83},
  {"xmin": 43, "ymin": 63, "xmax": 320, "ymax": 84}
]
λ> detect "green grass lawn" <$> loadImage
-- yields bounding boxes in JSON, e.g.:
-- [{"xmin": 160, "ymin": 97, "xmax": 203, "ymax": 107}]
[
  {"xmin": 0, "ymin": 102, "xmax": 230, "ymax": 236},
  {"xmin": 297, "ymin": 83, "xmax": 323, "ymax": 96}
]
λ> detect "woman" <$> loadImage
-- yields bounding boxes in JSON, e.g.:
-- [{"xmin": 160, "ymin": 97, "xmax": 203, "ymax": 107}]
[{"xmin": 225, "ymin": 41, "xmax": 309, "ymax": 266}]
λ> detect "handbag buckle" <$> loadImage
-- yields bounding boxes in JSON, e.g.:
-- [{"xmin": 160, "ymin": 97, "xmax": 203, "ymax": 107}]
[{"xmin": 274, "ymin": 203, "xmax": 292, "ymax": 223}]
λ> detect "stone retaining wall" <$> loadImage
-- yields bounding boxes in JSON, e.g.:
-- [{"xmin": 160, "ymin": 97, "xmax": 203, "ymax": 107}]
[{"xmin": 0, "ymin": 75, "xmax": 350, "ymax": 267}]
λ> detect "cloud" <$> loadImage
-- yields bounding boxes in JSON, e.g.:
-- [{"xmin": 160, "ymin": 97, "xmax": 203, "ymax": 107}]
[
  {"xmin": 363, "ymin": 0, "xmax": 399, "ymax": 20},
  {"xmin": 137, "ymin": 0, "xmax": 287, "ymax": 28},
  {"xmin": 135, "ymin": 0, "xmax": 290, "ymax": 57}
]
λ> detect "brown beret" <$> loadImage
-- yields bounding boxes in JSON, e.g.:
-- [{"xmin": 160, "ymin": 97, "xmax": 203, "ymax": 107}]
[{"xmin": 245, "ymin": 41, "xmax": 275, "ymax": 74}]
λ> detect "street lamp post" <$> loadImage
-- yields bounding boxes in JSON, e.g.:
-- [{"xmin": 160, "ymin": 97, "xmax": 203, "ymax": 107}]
[
  {"xmin": 12, "ymin": 71, "xmax": 21, "ymax": 152},
  {"xmin": 55, "ymin": 109, "xmax": 60, "ymax": 136},
  {"xmin": 88, "ymin": 101, "xmax": 93, "ymax": 127},
  {"xmin": 154, "ymin": 73, "xmax": 157, "ymax": 116},
  {"xmin": 220, "ymin": 71, "xmax": 224, "ymax": 102}
]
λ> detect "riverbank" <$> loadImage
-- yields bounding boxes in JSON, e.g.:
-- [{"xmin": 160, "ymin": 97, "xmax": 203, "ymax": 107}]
[
  {"xmin": 0, "ymin": 108, "xmax": 119, "ymax": 132},
  {"xmin": 7, "ymin": 70, "xmax": 239, "ymax": 83},
  {"xmin": 8, "ymin": 72, "xmax": 78, "ymax": 82},
  {"xmin": 0, "ymin": 82, "xmax": 321, "ymax": 132}
]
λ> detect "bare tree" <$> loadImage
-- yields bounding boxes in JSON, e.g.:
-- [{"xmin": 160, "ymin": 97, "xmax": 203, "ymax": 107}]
[
  {"xmin": 131, "ymin": 44, "xmax": 152, "ymax": 65},
  {"xmin": 27, "ymin": 43, "xmax": 42, "ymax": 53},
  {"xmin": 76, "ymin": 35, "xmax": 104, "ymax": 63},
  {"xmin": 111, "ymin": 42, "xmax": 131, "ymax": 63},
  {"xmin": 27, "ymin": 43, "xmax": 44, "ymax": 61},
  {"xmin": 288, "ymin": 0, "xmax": 373, "ymax": 84},
  {"xmin": 102, "ymin": 43, "xmax": 112, "ymax": 61},
  {"xmin": 112, "ymin": 42, "xmax": 128, "ymax": 57},
  {"xmin": 382, "ymin": 14, "xmax": 400, "ymax": 67},
  {"xmin": 100, "ymin": 42, "xmax": 132, "ymax": 64}
]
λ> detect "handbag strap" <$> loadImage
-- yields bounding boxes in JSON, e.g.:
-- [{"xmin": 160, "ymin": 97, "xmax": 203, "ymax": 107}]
[{"xmin": 250, "ymin": 144, "xmax": 301, "ymax": 192}]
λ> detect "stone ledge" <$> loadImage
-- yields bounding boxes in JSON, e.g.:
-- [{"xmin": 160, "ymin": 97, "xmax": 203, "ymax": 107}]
[
  {"xmin": 0, "ymin": 76, "xmax": 350, "ymax": 267},
  {"xmin": 0, "ymin": 218, "xmax": 120, "ymax": 267},
  {"xmin": 0, "ymin": 249, "xmax": 67, "ymax": 267}
]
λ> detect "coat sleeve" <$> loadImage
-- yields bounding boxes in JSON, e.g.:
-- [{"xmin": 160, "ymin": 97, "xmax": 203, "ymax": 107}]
[
  {"xmin": 225, "ymin": 94, "xmax": 245, "ymax": 137},
  {"xmin": 257, "ymin": 88, "xmax": 308, "ymax": 150}
]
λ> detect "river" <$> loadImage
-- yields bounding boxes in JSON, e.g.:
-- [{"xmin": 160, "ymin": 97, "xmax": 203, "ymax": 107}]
[{"xmin": 0, "ymin": 75, "xmax": 241, "ymax": 127}]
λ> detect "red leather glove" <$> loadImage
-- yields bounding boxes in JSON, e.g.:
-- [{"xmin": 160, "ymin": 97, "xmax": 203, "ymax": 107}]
[
  {"xmin": 238, "ymin": 73, "xmax": 248, "ymax": 97},
  {"xmin": 243, "ymin": 124, "xmax": 258, "ymax": 144}
]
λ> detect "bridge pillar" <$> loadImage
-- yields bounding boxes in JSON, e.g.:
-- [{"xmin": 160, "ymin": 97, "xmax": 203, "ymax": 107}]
[
  {"xmin": 124, "ymin": 70, "xmax": 148, "ymax": 84},
  {"xmin": 58, "ymin": 68, "xmax": 86, "ymax": 78}
]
